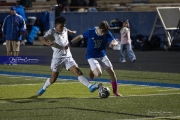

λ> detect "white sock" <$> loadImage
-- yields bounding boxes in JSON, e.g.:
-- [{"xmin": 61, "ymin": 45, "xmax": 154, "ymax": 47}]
[
  {"xmin": 43, "ymin": 78, "xmax": 51, "ymax": 90},
  {"xmin": 78, "ymin": 75, "xmax": 92, "ymax": 88}
]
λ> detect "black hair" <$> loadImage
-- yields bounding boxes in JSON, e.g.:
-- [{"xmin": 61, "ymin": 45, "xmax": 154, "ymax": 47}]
[
  {"xmin": 123, "ymin": 20, "xmax": 128, "ymax": 23},
  {"xmin": 55, "ymin": 16, "xmax": 66, "ymax": 25},
  {"xmin": 99, "ymin": 21, "xmax": 110, "ymax": 32}
]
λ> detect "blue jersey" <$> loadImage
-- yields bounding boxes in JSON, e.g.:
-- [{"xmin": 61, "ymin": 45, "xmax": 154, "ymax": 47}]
[{"xmin": 83, "ymin": 28, "xmax": 114, "ymax": 59}]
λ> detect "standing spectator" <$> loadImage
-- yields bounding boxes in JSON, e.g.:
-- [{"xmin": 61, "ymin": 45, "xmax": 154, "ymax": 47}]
[
  {"xmin": 119, "ymin": 20, "xmax": 136, "ymax": 63},
  {"xmin": 70, "ymin": 21, "xmax": 122, "ymax": 97},
  {"xmin": 16, "ymin": 1, "xmax": 27, "ymax": 45},
  {"xmin": 1, "ymin": 6, "xmax": 26, "ymax": 58},
  {"xmin": 55, "ymin": 0, "xmax": 69, "ymax": 17},
  {"xmin": 16, "ymin": 2, "xmax": 27, "ymax": 22}
]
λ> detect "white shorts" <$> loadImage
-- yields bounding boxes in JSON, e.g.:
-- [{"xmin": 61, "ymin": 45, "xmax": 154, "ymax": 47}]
[
  {"xmin": 51, "ymin": 57, "xmax": 77, "ymax": 72},
  {"xmin": 87, "ymin": 56, "xmax": 112, "ymax": 71}
]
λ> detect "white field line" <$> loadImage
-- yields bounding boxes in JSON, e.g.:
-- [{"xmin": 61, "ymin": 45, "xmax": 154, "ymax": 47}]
[
  {"xmin": 0, "ymin": 74, "xmax": 48, "ymax": 79},
  {"xmin": 7, "ymin": 76, "xmax": 24, "ymax": 79},
  {"xmin": 131, "ymin": 86, "xmax": 157, "ymax": 89},
  {"xmin": 157, "ymin": 89, "xmax": 180, "ymax": 91},
  {"xmin": 121, "ymin": 115, "xmax": 180, "ymax": 120},
  {"xmin": 124, "ymin": 92, "xmax": 180, "ymax": 97}
]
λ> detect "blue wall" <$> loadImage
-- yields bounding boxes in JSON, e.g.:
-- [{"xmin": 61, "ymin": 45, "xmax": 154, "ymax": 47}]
[
  {"xmin": 61, "ymin": 12, "xmax": 164, "ymax": 39},
  {"xmin": 0, "ymin": 11, "xmax": 165, "ymax": 40}
]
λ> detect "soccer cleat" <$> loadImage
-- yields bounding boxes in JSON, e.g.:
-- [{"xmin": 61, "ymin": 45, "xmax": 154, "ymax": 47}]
[
  {"xmin": 89, "ymin": 69, "xmax": 94, "ymax": 80},
  {"xmin": 113, "ymin": 92, "xmax": 122, "ymax": 97},
  {"xmin": 37, "ymin": 86, "xmax": 46, "ymax": 96},
  {"xmin": 89, "ymin": 83, "xmax": 103, "ymax": 92}
]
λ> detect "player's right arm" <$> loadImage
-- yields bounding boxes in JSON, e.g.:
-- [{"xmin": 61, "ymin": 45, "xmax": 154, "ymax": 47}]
[
  {"xmin": 42, "ymin": 29, "xmax": 64, "ymax": 49},
  {"xmin": 40, "ymin": 37, "xmax": 54, "ymax": 46}
]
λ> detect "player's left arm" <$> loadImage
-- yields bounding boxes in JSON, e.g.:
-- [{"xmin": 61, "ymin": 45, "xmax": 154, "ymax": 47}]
[
  {"xmin": 109, "ymin": 39, "xmax": 118, "ymax": 48},
  {"xmin": 68, "ymin": 29, "xmax": 76, "ymax": 34},
  {"xmin": 107, "ymin": 31, "xmax": 118, "ymax": 48}
]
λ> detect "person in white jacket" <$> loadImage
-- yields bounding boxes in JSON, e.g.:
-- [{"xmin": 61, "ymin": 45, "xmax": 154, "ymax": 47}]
[{"xmin": 120, "ymin": 20, "xmax": 136, "ymax": 63}]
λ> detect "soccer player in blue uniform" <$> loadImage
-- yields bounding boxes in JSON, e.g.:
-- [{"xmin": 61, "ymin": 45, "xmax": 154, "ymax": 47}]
[{"xmin": 70, "ymin": 21, "xmax": 122, "ymax": 97}]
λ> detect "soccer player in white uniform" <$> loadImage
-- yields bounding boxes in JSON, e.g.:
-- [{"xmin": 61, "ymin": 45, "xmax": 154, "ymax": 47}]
[
  {"xmin": 37, "ymin": 16, "xmax": 102, "ymax": 96},
  {"xmin": 69, "ymin": 21, "xmax": 122, "ymax": 97}
]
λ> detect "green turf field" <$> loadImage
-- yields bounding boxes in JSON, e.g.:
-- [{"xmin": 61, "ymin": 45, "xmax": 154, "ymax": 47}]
[{"xmin": 0, "ymin": 65, "xmax": 180, "ymax": 120}]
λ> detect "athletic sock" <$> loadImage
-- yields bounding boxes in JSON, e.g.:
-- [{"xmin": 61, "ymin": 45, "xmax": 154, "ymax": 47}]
[
  {"xmin": 78, "ymin": 75, "xmax": 92, "ymax": 88},
  {"xmin": 111, "ymin": 80, "xmax": 118, "ymax": 93},
  {"xmin": 43, "ymin": 78, "xmax": 51, "ymax": 90}
]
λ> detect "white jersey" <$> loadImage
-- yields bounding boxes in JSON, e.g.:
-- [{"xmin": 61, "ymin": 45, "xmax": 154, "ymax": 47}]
[{"xmin": 44, "ymin": 27, "xmax": 72, "ymax": 58}]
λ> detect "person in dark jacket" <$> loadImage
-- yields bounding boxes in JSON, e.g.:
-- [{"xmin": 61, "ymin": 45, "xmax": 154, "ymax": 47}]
[
  {"xmin": 2, "ymin": 6, "xmax": 26, "ymax": 57},
  {"xmin": 19, "ymin": 0, "xmax": 32, "ymax": 8},
  {"xmin": 55, "ymin": 0, "xmax": 69, "ymax": 17},
  {"xmin": 16, "ymin": 2, "xmax": 27, "ymax": 45},
  {"xmin": 16, "ymin": 3, "xmax": 27, "ymax": 22}
]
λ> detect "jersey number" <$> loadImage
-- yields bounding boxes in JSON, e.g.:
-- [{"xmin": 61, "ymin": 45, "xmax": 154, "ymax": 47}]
[{"xmin": 94, "ymin": 39, "xmax": 102, "ymax": 48}]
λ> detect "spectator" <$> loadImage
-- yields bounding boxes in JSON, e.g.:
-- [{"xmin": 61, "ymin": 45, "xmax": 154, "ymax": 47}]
[
  {"xmin": 19, "ymin": 0, "xmax": 32, "ymax": 8},
  {"xmin": 119, "ymin": 20, "xmax": 136, "ymax": 63},
  {"xmin": 70, "ymin": 0, "xmax": 88, "ymax": 12},
  {"xmin": 1, "ymin": 6, "xmax": 26, "ymax": 59},
  {"xmin": 0, "ymin": 22, "xmax": 4, "ymax": 45},
  {"xmin": 55, "ymin": 0, "xmax": 69, "ymax": 17},
  {"xmin": 16, "ymin": 2, "xmax": 27, "ymax": 22},
  {"xmin": 88, "ymin": 0, "xmax": 98, "ymax": 12},
  {"xmin": 89, "ymin": 0, "xmax": 97, "ymax": 6}
]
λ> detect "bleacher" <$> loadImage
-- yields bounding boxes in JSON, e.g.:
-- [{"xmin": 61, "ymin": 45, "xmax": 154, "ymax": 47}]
[
  {"xmin": 0, "ymin": 0, "xmax": 180, "ymax": 12},
  {"xmin": 96, "ymin": 0, "xmax": 180, "ymax": 11},
  {"xmin": 0, "ymin": 0, "xmax": 56, "ymax": 12}
]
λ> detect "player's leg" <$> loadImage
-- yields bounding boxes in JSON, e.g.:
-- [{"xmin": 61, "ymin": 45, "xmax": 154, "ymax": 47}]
[
  {"xmin": 37, "ymin": 58, "xmax": 63, "ymax": 96},
  {"xmin": 126, "ymin": 44, "xmax": 136, "ymax": 62},
  {"xmin": 66, "ymin": 57, "xmax": 102, "ymax": 92},
  {"xmin": 37, "ymin": 71, "xmax": 59, "ymax": 96},
  {"xmin": 105, "ymin": 67, "xmax": 122, "ymax": 97},
  {"xmin": 101, "ymin": 56, "xmax": 122, "ymax": 97},
  {"xmin": 119, "ymin": 44, "xmax": 126, "ymax": 63},
  {"xmin": 88, "ymin": 58, "xmax": 103, "ymax": 80}
]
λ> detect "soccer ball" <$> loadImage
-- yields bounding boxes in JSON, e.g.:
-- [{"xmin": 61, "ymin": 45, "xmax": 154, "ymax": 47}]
[{"xmin": 98, "ymin": 86, "xmax": 110, "ymax": 98}]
